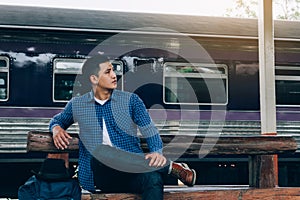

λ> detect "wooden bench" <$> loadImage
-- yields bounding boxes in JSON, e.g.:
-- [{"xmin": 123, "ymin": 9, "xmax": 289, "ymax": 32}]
[{"xmin": 27, "ymin": 131, "xmax": 298, "ymax": 200}]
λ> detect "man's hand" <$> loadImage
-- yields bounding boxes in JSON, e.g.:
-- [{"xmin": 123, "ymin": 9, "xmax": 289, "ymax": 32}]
[
  {"xmin": 145, "ymin": 152, "xmax": 167, "ymax": 168},
  {"xmin": 52, "ymin": 126, "xmax": 72, "ymax": 150}
]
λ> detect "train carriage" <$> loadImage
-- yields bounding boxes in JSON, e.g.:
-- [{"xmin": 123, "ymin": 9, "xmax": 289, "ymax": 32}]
[{"xmin": 0, "ymin": 5, "xmax": 300, "ymax": 196}]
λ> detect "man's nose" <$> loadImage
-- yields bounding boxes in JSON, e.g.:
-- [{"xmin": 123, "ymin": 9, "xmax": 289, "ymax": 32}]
[{"xmin": 111, "ymin": 71, "xmax": 117, "ymax": 78}]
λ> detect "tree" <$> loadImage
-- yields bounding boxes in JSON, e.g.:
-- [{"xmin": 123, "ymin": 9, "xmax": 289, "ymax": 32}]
[
  {"xmin": 225, "ymin": 0, "xmax": 258, "ymax": 18},
  {"xmin": 276, "ymin": 0, "xmax": 300, "ymax": 20},
  {"xmin": 225, "ymin": 0, "xmax": 300, "ymax": 20}
]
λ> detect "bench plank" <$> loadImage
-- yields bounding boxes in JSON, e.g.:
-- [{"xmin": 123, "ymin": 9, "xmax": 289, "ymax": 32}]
[
  {"xmin": 27, "ymin": 131, "xmax": 297, "ymax": 155},
  {"xmin": 27, "ymin": 131, "xmax": 79, "ymax": 153},
  {"xmin": 81, "ymin": 186, "xmax": 300, "ymax": 200},
  {"xmin": 161, "ymin": 135, "xmax": 297, "ymax": 156}
]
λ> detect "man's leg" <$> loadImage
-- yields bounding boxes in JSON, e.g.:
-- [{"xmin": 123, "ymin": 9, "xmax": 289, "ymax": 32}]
[
  {"xmin": 133, "ymin": 172, "xmax": 164, "ymax": 200},
  {"xmin": 91, "ymin": 156, "xmax": 130, "ymax": 192},
  {"xmin": 92, "ymin": 144, "xmax": 169, "ymax": 173},
  {"xmin": 91, "ymin": 157, "xmax": 164, "ymax": 200},
  {"xmin": 92, "ymin": 145, "xmax": 196, "ymax": 186}
]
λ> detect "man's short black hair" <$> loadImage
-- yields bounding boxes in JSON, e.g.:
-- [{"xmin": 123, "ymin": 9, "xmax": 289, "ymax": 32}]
[
  {"xmin": 82, "ymin": 54, "xmax": 110, "ymax": 79},
  {"xmin": 75, "ymin": 54, "xmax": 110, "ymax": 94}
]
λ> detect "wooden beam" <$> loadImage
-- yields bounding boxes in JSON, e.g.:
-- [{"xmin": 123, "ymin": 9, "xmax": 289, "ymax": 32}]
[
  {"xmin": 82, "ymin": 186, "xmax": 300, "ymax": 200},
  {"xmin": 249, "ymin": 155, "xmax": 277, "ymax": 188},
  {"xmin": 27, "ymin": 131, "xmax": 297, "ymax": 156},
  {"xmin": 161, "ymin": 135, "xmax": 297, "ymax": 156},
  {"xmin": 27, "ymin": 131, "xmax": 79, "ymax": 153}
]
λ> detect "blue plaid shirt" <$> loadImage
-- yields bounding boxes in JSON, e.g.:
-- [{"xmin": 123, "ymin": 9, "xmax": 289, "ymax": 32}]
[{"xmin": 49, "ymin": 90, "xmax": 163, "ymax": 192}]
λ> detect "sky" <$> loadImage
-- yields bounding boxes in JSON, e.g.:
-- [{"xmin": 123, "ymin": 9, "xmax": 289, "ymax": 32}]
[{"xmin": 0, "ymin": 0, "xmax": 236, "ymax": 16}]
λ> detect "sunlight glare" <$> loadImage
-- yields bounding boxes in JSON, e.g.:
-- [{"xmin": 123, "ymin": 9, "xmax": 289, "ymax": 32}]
[{"xmin": 0, "ymin": 0, "xmax": 236, "ymax": 16}]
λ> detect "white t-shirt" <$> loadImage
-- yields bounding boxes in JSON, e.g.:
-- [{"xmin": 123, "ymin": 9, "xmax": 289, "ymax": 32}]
[{"xmin": 94, "ymin": 97, "xmax": 113, "ymax": 146}]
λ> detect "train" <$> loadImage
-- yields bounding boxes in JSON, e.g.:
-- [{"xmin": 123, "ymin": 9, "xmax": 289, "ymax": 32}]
[{"xmin": 0, "ymin": 4, "xmax": 300, "ymax": 197}]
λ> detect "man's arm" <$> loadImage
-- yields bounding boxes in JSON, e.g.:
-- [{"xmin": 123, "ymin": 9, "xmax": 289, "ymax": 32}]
[
  {"xmin": 49, "ymin": 100, "xmax": 75, "ymax": 150},
  {"xmin": 130, "ymin": 94, "xmax": 166, "ymax": 167},
  {"xmin": 131, "ymin": 94, "xmax": 163, "ymax": 152}
]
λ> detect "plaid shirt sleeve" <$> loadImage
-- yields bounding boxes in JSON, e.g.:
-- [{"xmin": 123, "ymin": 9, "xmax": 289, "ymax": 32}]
[
  {"xmin": 49, "ymin": 99, "xmax": 75, "ymax": 131},
  {"xmin": 130, "ymin": 93, "xmax": 163, "ymax": 154}
]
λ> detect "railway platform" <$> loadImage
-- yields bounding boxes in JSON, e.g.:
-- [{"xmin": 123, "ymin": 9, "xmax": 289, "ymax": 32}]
[
  {"xmin": 81, "ymin": 185, "xmax": 300, "ymax": 200},
  {"xmin": 3, "ymin": 185, "xmax": 300, "ymax": 199}
]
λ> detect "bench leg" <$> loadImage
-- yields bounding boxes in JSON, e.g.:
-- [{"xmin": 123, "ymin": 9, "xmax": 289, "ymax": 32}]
[{"xmin": 248, "ymin": 155, "xmax": 278, "ymax": 188}]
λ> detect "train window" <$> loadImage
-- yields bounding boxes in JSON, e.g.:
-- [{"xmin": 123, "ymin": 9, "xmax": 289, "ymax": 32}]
[
  {"xmin": 53, "ymin": 58, "xmax": 86, "ymax": 102},
  {"xmin": 0, "ymin": 56, "xmax": 9, "ymax": 101},
  {"xmin": 276, "ymin": 66, "xmax": 300, "ymax": 106},
  {"xmin": 53, "ymin": 58, "xmax": 124, "ymax": 102},
  {"xmin": 0, "ymin": 59, "xmax": 7, "ymax": 68},
  {"xmin": 163, "ymin": 62, "xmax": 228, "ymax": 105}
]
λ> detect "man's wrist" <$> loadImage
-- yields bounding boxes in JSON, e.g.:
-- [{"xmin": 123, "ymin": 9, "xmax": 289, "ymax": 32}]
[{"xmin": 51, "ymin": 125, "xmax": 61, "ymax": 135}]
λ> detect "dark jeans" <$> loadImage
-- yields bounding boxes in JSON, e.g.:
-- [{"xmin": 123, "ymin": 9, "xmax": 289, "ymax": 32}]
[{"xmin": 91, "ymin": 145, "xmax": 170, "ymax": 200}]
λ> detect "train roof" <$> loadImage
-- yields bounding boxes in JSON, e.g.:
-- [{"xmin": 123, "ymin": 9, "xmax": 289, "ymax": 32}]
[{"xmin": 0, "ymin": 5, "xmax": 299, "ymax": 39}]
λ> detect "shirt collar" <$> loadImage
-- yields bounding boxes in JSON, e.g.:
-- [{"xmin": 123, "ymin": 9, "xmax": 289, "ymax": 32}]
[{"xmin": 87, "ymin": 89, "xmax": 119, "ymax": 103}]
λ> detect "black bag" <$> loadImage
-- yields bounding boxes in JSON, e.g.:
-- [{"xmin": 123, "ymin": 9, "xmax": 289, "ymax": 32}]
[{"xmin": 18, "ymin": 158, "xmax": 81, "ymax": 200}]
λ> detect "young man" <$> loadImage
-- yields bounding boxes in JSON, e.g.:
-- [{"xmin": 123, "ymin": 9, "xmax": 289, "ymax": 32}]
[{"xmin": 49, "ymin": 54, "xmax": 196, "ymax": 199}]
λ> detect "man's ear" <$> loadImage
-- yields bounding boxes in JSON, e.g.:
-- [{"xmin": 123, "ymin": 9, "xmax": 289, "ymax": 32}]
[{"xmin": 90, "ymin": 75, "xmax": 98, "ymax": 84}]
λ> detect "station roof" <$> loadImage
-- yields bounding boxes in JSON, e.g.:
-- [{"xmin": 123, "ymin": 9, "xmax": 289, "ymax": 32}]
[{"xmin": 0, "ymin": 5, "xmax": 299, "ymax": 39}]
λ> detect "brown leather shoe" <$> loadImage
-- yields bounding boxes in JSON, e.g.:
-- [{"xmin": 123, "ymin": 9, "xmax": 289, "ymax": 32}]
[{"xmin": 170, "ymin": 162, "xmax": 196, "ymax": 187}]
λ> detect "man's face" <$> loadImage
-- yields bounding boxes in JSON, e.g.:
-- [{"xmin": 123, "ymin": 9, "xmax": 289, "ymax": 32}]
[{"xmin": 94, "ymin": 61, "xmax": 117, "ymax": 90}]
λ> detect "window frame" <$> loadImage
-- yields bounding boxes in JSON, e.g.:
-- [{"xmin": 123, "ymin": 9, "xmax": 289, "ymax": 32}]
[
  {"xmin": 0, "ymin": 56, "xmax": 9, "ymax": 102},
  {"xmin": 52, "ymin": 58, "xmax": 86, "ymax": 103},
  {"xmin": 275, "ymin": 65, "xmax": 300, "ymax": 107},
  {"xmin": 162, "ymin": 62, "xmax": 228, "ymax": 105}
]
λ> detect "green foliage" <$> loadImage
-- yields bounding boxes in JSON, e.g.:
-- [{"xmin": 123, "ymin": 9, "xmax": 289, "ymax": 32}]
[
  {"xmin": 225, "ymin": 0, "xmax": 258, "ymax": 18},
  {"xmin": 225, "ymin": 0, "xmax": 300, "ymax": 20},
  {"xmin": 276, "ymin": 0, "xmax": 300, "ymax": 20}
]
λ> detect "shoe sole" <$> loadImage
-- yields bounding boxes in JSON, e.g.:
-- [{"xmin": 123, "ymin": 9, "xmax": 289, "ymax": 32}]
[{"xmin": 190, "ymin": 169, "xmax": 196, "ymax": 187}]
